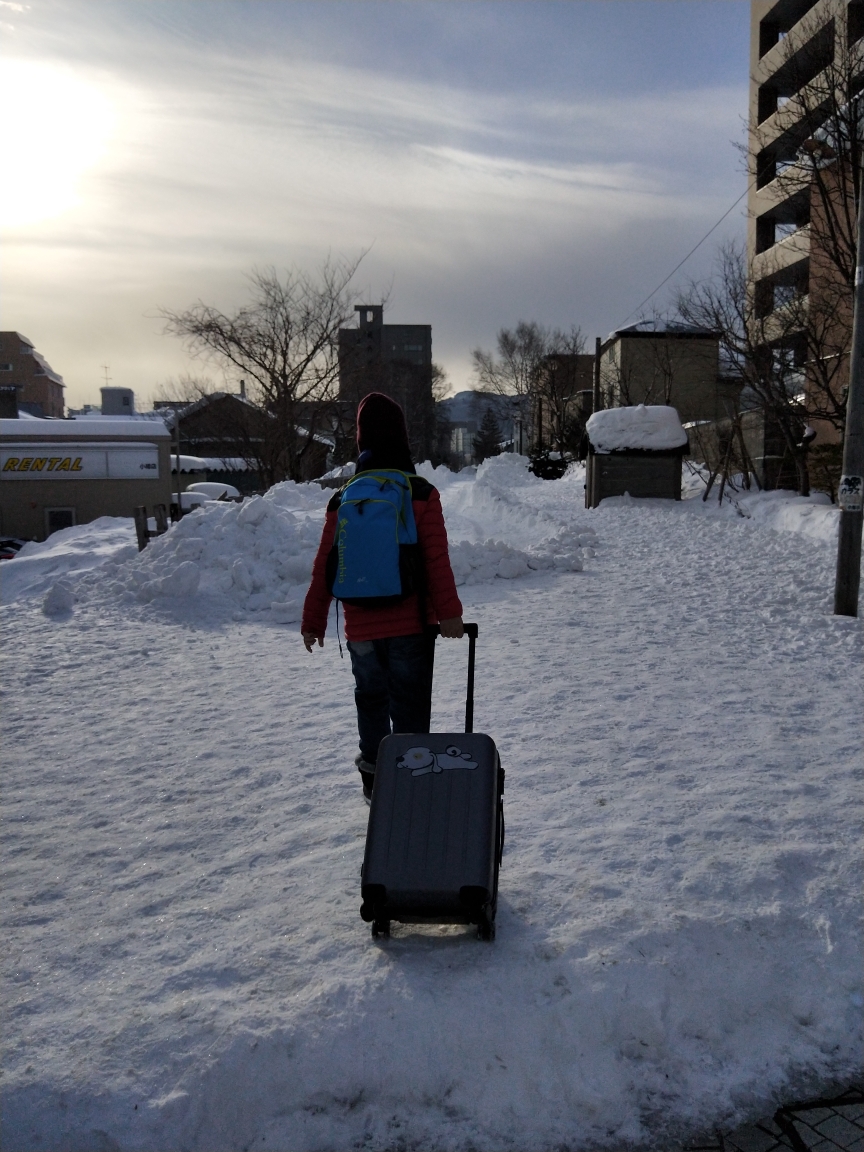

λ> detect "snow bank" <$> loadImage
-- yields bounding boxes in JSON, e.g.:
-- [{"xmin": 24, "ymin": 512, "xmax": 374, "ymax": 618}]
[
  {"xmin": 8, "ymin": 460, "xmax": 603, "ymax": 622},
  {"xmin": 317, "ymin": 460, "xmax": 355, "ymax": 482},
  {"xmin": 681, "ymin": 468, "xmax": 841, "ymax": 546},
  {"xmin": 587, "ymin": 404, "xmax": 688, "ymax": 453},
  {"xmin": 416, "ymin": 459, "xmax": 462, "ymax": 489},
  {"xmin": 0, "ymin": 517, "xmax": 137, "ymax": 604},
  {"xmin": 9, "ymin": 462, "xmax": 594, "ymax": 617},
  {"xmin": 3, "ymin": 459, "xmax": 853, "ymax": 621}
]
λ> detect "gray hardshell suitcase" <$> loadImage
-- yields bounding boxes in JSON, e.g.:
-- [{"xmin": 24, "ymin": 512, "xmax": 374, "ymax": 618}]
[{"xmin": 360, "ymin": 623, "xmax": 505, "ymax": 940}]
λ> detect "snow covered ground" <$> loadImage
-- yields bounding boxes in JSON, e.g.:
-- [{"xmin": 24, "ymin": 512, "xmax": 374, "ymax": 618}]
[{"xmin": 2, "ymin": 457, "xmax": 862, "ymax": 1152}]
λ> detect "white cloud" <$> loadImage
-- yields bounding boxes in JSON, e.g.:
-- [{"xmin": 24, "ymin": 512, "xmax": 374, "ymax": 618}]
[{"xmin": 1, "ymin": 6, "xmax": 748, "ymax": 406}]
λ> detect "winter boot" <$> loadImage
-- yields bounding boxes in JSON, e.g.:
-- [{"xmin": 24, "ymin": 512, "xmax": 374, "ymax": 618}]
[{"xmin": 355, "ymin": 753, "xmax": 376, "ymax": 803}]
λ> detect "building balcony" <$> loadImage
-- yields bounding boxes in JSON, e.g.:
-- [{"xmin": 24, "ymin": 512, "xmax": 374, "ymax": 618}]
[
  {"xmin": 752, "ymin": 223, "xmax": 811, "ymax": 280},
  {"xmin": 758, "ymin": 294, "xmax": 810, "ymax": 343},
  {"xmin": 754, "ymin": 0, "xmax": 835, "ymax": 85},
  {"xmin": 752, "ymin": 69, "xmax": 834, "ymax": 158},
  {"xmin": 750, "ymin": 162, "xmax": 811, "ymax": 214}
]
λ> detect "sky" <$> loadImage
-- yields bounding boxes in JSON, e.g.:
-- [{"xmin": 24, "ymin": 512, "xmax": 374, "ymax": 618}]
[{"xmin": 1, "ymin": 0, "xmax": 751, "ymax": 409}]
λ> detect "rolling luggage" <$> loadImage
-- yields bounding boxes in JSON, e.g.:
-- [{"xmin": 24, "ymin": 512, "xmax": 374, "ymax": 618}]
[{"xmin": 360, "ymin": 623, "xmax": 505, "ymax": 941}]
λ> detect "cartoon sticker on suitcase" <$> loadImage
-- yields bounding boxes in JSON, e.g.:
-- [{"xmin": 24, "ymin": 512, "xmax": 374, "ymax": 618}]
[{"xmin": 397, "ymin": 745, "xmax": 478, "ymax": 776}]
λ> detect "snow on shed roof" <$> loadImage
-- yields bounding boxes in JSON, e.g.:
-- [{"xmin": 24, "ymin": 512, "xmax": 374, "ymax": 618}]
[{"xmin": 586, "ymin": 405, "xmax": 688, "ymax": 453}]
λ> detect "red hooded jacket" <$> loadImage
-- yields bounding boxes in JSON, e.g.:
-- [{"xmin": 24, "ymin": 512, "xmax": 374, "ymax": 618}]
[{"xmin": 301, "ymin": 474, "xmax": 463, "ymax": 642}]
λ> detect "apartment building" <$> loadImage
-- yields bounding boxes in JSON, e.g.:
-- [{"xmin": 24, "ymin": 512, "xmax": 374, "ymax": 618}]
[
  {"xmin": 338, "ymin": 305, "xmax": 435, "ymax": 461},
  {"xmin": 748, "ymin": 0, "xmax": 864, "ymax": 445},
  {"xmin": 598, "ymin": 322, "xmax": 737, "ymax": 424},
  {"xmin": 0, "ymin": 332, "xmax": 65, "ymax": 418}
]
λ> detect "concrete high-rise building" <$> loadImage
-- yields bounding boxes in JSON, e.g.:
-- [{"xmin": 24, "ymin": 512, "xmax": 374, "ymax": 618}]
[
  {"xmin": 338, "ymin": 305, "xmax": 435, "ymax": 461},
  {"xmin": 748, "ymin": 0, "xmax": 864, "ymax": 446}
]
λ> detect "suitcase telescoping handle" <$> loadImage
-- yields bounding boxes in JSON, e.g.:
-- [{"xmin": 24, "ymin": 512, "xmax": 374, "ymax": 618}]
[{"xmin": 429, "ymin": 622, "xmax": 478, "ymax": 734}]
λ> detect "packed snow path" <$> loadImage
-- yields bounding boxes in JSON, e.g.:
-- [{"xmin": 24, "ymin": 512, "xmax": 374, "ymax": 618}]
[{"xmin": 2, "ymin": 461, "xmax": 861, "ymax": 1152}]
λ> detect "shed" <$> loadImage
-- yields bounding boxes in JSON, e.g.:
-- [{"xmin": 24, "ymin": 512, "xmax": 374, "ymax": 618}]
[
  {"xmin": 0, "ymin": 414, "xmax": 172, "ymax": 539},
  {"xmin": 584, "ymin": 405, "xmax": 688, "ymax": 509}
]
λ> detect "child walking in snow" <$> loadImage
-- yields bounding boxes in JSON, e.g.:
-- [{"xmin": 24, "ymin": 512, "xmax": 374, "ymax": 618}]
[{"xmin": 301, "ymin": 393, "xmax": 464, "ymax": 801}]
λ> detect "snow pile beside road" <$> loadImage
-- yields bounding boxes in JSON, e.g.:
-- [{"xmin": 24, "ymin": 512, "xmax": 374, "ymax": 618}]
[
  {"xmin": 587, "ymin": 404, "xmax": 688, "ymax": 453},
  {"xmin": 16, "ymin": 464, "xmax": 592, "ymax": 617},
  {"xmin": 0, "ymin": 517, "xmax": 137, "ymax": 604},
  {"xmin": 740, "ymin": 489, "xmax": 839, "ymax": 543},
  {"xmin": 699, "ymin": 489, "xmax": 840, "ymax": 545},
  {"xmin": 680, "ymin": 469, "xmax": 841, "ymax": 546},
  {"xmin": 441, "ymin": 453, "xmax": 571, "ymax": 555},
  {"xmin": 2, "ymin": 455, "xmax": 850, "ymax": 621},
  {"xmin": 448, "ymin": 528, "xmax": 589, "ymax": 584},
  {"xmin": 98, "ymin": 488, "xmax": 329, "ymax": 618}
]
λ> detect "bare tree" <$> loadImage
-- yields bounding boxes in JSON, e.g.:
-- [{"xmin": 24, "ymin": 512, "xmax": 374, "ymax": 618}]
[
  {"xmin": 160, "ymin": 256, "xmax": 364, "ymax": 485},
  {"xmin": 472, "ymin": 322, "xmax": 544, "ymax": 399},
  {"xmin": 150, "ymin": 373, "xmax": 217, "ymax": 406},
  {"xmin": 599, "ymin": 316, "xmax": 680, "ymax": 409},
  {"xmin": 431, "ymin": 362, "xmax": 450, "ymax": 403},
  {"xmin": 536, "ymin": 338, "xmax": 589, "ymax": 452},
  {"xmin": 472, "ymin": 321, "xmax": 584, "ymax": 450},
  {"xmin": 677, "ymin": 240, "xmax": 818, "ymax": 495}
]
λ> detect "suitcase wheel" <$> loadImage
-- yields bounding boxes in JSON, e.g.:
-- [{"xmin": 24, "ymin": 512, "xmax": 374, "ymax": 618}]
[
  {"xmin": 371, "ymin": 918, "xmax": 390, "ymax": 939},
  {"xmin": 477, "ymin": 905, "xmax": 496, "ymax": 942}
]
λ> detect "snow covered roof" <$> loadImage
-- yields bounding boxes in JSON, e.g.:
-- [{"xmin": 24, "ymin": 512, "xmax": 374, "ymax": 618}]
[
  {"xmin": 167, "ymin": 456, "xmax": 254, "ymax": 473},
  {"xmin": 199, "ymin": 457, "xmax": 252, "ymax": 472},
  {"xmin": 157, "ymin": 391, "xmax": 262, "ymax": 428},
  {"xmin": 170, "ymin": 455, "xmax": 211, "ymax": 472},
  {"xmin": 586, "ymin": 405, "xmax": 688, "ymax": 453},
  {"xmin": 0, "ymin": 416, "xmax": 170, "ymax": 438},
  {"xmin": 607, "ymin": 320, "xmax": 717, "ymax": 341}
]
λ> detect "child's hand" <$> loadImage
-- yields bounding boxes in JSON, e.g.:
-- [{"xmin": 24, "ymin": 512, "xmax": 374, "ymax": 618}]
[
  {"xmin": 302, "ymin": 632, "xmax": 324, "ymax": 652},
  {"xmin": 439, "ymin": 617, "xmax": 464, "ymax": 639}
]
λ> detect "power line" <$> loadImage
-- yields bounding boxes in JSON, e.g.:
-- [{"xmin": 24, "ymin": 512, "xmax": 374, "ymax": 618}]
[{"xmin": 618, "ymin": 182, "xmax": 753, "ymax": 327}]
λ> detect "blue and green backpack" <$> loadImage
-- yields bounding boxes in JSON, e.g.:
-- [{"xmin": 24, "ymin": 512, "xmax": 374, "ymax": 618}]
[{"xmin": 325, "ymin": 470, "xmax": 424, "ymax": 607}]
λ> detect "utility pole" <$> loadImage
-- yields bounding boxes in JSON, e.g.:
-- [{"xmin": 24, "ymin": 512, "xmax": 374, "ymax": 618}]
[
  {"xmin": 834, "ymin": 170, "xmax": 864, "ymax": 616},
  {"xmin": 593, "ymin": 337, "xmax": 602, "ymax": 413},
  {"xmin": 174, "ymin": 408, "xmax": 182, "ymax": 521}
]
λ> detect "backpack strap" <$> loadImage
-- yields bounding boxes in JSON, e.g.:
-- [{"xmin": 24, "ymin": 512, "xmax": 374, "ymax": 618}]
[
  {"xmin": 328, "ymin": 472, "xmax": 434, "ymax": 513},
  {"xmin": 326, "ymin": 475, "xmax": 359, "ymax": 513},
  {"xmin": 408, "ymin": 475, "xmax": 434, "ymax": 502}
]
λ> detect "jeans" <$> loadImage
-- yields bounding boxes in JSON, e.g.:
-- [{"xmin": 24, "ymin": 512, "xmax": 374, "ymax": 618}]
[{"xmin": 347, "ymin": 633, "xmax": 434, "ymax": 765}]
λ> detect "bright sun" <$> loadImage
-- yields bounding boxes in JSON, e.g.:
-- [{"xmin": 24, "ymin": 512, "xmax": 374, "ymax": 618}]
[{"xmin": 1, "ymin": 59, "xmax": 117, "ymax": 228}]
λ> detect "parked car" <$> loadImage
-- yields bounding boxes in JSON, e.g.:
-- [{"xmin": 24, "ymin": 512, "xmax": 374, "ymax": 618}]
[
  {"xmin": 186, "ymin": 482, "xmax": 241, "ymax": 501},
  {"xmin": 0, "ymin": 537, "xmax": 26, "ymax": 561},
  {"xmin": 179, "ymin": 491, "xmax": 212, "ymax": 512}
]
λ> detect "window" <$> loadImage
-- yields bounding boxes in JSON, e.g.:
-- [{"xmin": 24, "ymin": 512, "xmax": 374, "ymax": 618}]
[
  {"xmin": 0, "ymin": 363, "xmax": 12, "ymax": 371},
  {"xmin": 850, "ymin": 2, "xmax": 864, "ymax": 45},
  {"xmin": 45, "ymin": 508, "xmax": 76, "ymax": 535}
]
